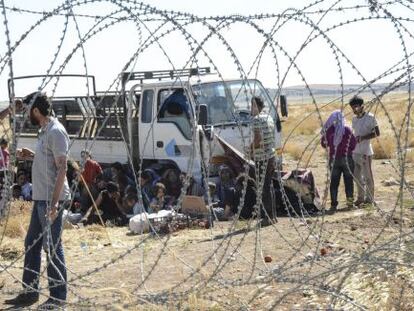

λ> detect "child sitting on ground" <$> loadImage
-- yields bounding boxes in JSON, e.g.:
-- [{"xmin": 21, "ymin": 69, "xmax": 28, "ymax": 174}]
[
  {"xmin": 148, "ymin": 183, "xmax": 171, "ymax": 213},
  {"xmin": 124, "ymin": 192, "xmax": 145, "ymax": 216}
]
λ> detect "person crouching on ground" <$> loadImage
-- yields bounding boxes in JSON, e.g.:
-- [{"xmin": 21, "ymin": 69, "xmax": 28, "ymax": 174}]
[
  {"xmin": 321, "ymin": 110, "xmax": 356, "ymax": 213},
  {"xmin": 83, "ymin": 181, "xmax": 126, "ymax": 225}
]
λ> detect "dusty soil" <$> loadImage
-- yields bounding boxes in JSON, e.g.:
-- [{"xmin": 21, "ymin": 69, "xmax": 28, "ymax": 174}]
[{"xmin": 0, "ymin": 157, "xmax": 413, "ymax": 310}]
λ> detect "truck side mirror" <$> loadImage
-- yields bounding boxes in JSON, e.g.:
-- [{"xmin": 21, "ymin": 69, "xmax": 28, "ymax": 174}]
[
  {"xmin": 280, "ymin": 95, "xmax": 288, "ymax": 117},
  {"xmin": 198, "ymin": 104, "xmax": 208, "ymax": 125}
]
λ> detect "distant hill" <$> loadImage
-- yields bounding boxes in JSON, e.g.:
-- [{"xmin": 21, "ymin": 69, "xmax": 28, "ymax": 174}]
[
  {"xmin": 0, "ymin": 101, "xmax": 8, "ymax": 110},
  {"xmin": 268, "ymin": 83, "xmax": 410, "ymax": 104}
]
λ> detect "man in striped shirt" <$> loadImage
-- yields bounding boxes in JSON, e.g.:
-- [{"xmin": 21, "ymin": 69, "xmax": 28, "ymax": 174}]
[{"xmin": 250, "ymin": 96, "xmax": 276, "ymax": 224}]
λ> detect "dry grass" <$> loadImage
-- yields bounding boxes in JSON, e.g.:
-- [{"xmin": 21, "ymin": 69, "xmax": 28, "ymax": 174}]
[
  {"xmin": 283, "ymin": 113, "xmax": 322, "ymax": 136},
  {"xmin": 406, "ymin": 149, "xmax": 414, "ymax": 163},
  {"xmin": 406, "ymin": 130, "xmax": 414, "ymax": 148},
  {"xmin": 0, "ymin": 200, "xmax": 32, "ymax": 239},
  {"xmin": 409, "ymin": 134, "xmax": 414, "ymax": 148},
  {"xmin": 85, "ymin": 224, "xmax": 107, "ymax": 232},
  {"xmin": 283, "ymin": 143, "xmax": 304, "ymax": 161},
  {"xmin": 390, "ymin": 111, "xmax": 407, "ymax": 129},
  {"xmin": 0, "ymin": 240, "xmax": 22, "ymax": 260},
  {"xmin": 0, "ymin": 202, "xmax": 29, "ymax": 261},
  {"xmin": 372, "ymin": 136, "xmax": 396, "ymax": 159},
  {"xmin": 283, "ymin": 142, "xmax": 316, "ymax": 166},
  {"xmin": 375, "ymin": 98, "xmax": 413, "ymax": 134},
  {"xmin": 284, "ymin": 103, "xmax": 355, "ymax": 138}
]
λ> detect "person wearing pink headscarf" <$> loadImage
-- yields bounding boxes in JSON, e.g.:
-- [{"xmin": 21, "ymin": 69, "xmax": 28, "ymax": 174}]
[{"xmin": 321, "ymin": 110, "xmax": 356, "ymax": 213}]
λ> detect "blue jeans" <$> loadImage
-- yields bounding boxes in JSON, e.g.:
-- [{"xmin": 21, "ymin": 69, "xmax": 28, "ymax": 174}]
[{"xmin": 22, "ymin": 201, "xmax": 67, "ymax": 300}]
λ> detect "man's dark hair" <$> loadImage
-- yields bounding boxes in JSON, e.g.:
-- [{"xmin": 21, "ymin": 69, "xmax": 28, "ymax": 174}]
[
  {"xmin": 166, "ymin": 102, "xmax": 183, "ymax": 115},
  {"xmin": 117, "ymin": 174, "xmax": 129, "ymax": 187},
  {"xmin": 17, "ymin": 168, "xmax": 28, "ymax": 176},
  {"xmin": 12, "ymin": 184, "xmax": 22, "ymax": 192},
  {"xmin": 23, "ymin": 92, "xmax": 51, "ymax": 116},
  {"xmin": 0, "ymin": 138, "xmax": 8, "ymax": 146},
  {"xmin": 111, "ymin": 162, "xmax": 123, "ymax": 173},
  {"xmin": 106, "ymin": 181, "xmax": 119, "ymax": 193},
  {"xmin": 126, "ymin": 192, "xmax": 138, "ymax": 202},
  {"xmin": 252, "ymin": 96, "xmax": 264, "ymax": 111},
  {"xmin": 141, "ymin": 169, "xmax": 153, "ymax": 181},
  {"xmin": 349, "ymin": 96, "xmax": 364, "ymax": 107}
]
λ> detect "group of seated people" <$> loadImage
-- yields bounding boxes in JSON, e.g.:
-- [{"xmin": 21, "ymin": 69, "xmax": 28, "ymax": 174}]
[
  {"xmin": 8, "ymin": 148, "xmax": 260, "ymax": 227},
  {"xmin": 70, "ymin": 150, "xmax": 208, "ymax": 226},
  {"xmin": 70, "ymin": 150, "xmax": 263, "ymax": 226}
]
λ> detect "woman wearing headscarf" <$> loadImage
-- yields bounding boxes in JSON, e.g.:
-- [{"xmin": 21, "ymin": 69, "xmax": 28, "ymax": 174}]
[{"xmin": 321, "ymin": 110, "xmax": 356, "ymax": 213}]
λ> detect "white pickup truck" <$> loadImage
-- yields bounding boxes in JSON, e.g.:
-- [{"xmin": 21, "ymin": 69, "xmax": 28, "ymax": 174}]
[{"xmin": 9, "ymin": 68, "xmax": 287, "ymax": 180}]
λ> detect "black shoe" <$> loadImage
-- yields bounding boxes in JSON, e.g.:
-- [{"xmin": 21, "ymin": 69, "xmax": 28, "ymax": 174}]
[
  {"xmin": 38, "ymin": 298, "xmax": 66, "ymax": 310},
  {"xmin": 327, "ymin": 206, "xmax": 337, "ymax": 214},
  {"xmin": 364, "ymin": 200, "xmax": 375, "ymax": 205},
  {"xmin": 354, "ymin": 199, "xmax": 365, "ymax": 207},
  {"xmin": 4, "ymin": 292, "xmax": 39, "ymax": 306}
]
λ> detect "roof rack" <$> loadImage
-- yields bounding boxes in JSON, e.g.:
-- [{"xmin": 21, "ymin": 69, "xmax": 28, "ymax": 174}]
[
  {"xmin": 121, "ymin": 67, "xmax": 211, "ymax": 86},
  {"xmin": 7, "ymin": 74, "xmax": 97, "ymax": 102}
]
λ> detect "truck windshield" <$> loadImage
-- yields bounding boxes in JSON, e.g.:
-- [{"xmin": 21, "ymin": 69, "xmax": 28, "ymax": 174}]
[{"xmin": 193, "ymin": 79, "xmax": 278, "ymax": 125}]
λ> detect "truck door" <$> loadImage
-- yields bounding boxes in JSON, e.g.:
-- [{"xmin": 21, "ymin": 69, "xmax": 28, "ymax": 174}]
[
  {"xmin": 153, "ymin": 88, "xmax": 198, "ymax": 174},
  {"xmin": 139, "ymin": 89, "xmax": 155, "ymax": 159}
]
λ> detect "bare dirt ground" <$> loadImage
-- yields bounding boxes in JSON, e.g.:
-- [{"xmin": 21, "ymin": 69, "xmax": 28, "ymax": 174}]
[
  {"xmin": 1, "ymin": 101, "xmax": 414, "ymax": 310},
  {"xmin": 0, "ymin": 158, "xmax": 413, "ymax": 310}
]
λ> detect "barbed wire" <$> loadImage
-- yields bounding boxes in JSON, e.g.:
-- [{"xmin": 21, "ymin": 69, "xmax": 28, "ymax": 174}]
[{"xmin": 0, "ymin": 0, "xmax": 414, "ymax": 309}]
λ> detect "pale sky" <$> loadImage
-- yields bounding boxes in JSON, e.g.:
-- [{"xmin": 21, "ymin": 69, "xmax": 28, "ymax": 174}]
[{"xmin": 0, "ymin": 0, "xmax": 413, "ymax": 100}]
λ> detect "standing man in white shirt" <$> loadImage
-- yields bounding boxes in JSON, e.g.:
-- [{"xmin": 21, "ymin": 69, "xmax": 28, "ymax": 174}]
[
  {"xmin": 5, "ymin": 92, "xmax": 70, "ymax": 309},
  {"xmin": 349, "ymin": 96, "xmax": 380, "ymax": 207}
]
